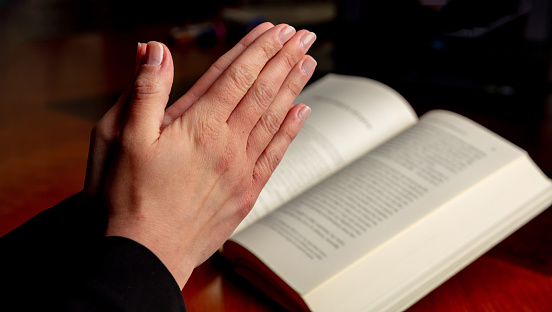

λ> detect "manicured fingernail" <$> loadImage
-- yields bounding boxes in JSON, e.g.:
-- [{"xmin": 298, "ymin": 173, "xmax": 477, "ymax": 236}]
[
  {"xmin": 298, "ymin": 105, "xmax": 311, "ymax": 121},
  {"xmin": 136, "ymin": 42, "xmax": 142, "ymax": 63},
  {"xmin": 301, "ymin": 32, "xmax": 316, "ymax": 52},
  {"xmin": 279, "ymin": 25, "xmax": 296, "ymax": 44},
  {"xmin": 135, "ymin": 42, "xmax": 145, "ymax": 73},
  {"xmin": 301, "ymin": 57, "xmax": 317, "ymax": 75},
  {"xmin": 145, "ymin": 42, "xmax": 163, "ymax": 65}
]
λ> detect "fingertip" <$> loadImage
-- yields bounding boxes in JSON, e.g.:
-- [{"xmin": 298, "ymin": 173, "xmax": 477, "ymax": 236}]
[
  {"xmin": 290, "ymin": 103, "xmax": 311, "ymax": 122},
  {"xmin": 242, "ymin": 22, "xmax": 276, "ymax": 46},
  {"xmin": 135, "ymin": 42, "xmax": 147, "ymax": 74},
  {"xmin": 254, "ymin": 21, "xmax": 276, "ymax": 33},
  {"xmin": 127, "ymin": 42, "xmax": 174, "ymax": 138},
  {"xmin": 300, "ymin": 32, "xmax": 316, "ymax": 52},
  {"xmin": 257, "ymin": 21, "xmax": 275, "ymax": 29},
  {"xmin": 300, "ymin": 56, "xmax": 317, "ymax": 76},
  {"xmin": 297, "ymin": 104, "xmax": 311, "ymax": 121},
  {"xmin": 145, "ymin": 41, "xmax": 164, "ymax": 66},
  {"xmin": 135, "ymin": 41, "xmax": 174, "ymax": 83},
  {"xmin": 279, "ymin": 24, "xmax": 296, "ymax": 45}
]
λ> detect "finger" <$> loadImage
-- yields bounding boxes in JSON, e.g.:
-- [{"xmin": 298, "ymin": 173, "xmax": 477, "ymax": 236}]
[
  {"xmin": 191, "ymin": 24, "xmax": 296, "ymax": 123},
  {"xmin": 246, "ymin": 55, "xmax": 316, "ymax": 160},
  {"xmin": 228, "ymin": 30, "xmax": 316, "ymax": 134},
  {"xmin": 98, "ymin": 42, "xmax": 148, "ymax": 143},
  {"xmin": 162, "ymin": 22, "xmax": 274, "ymax": 129},
  {"xmin": 135, "ymin": 42, "xmax": 147, "ymax": 75},
  {"xmin": 123, "ymin": 41, "xmax": 174, "ymax": 145},
  {"xmin": 251, "ymin": 103, "xmax": 311, "ymax": 191},
  {"xmin": 84, "ymin": 43, "xmax": 148, "ymax": 200}
]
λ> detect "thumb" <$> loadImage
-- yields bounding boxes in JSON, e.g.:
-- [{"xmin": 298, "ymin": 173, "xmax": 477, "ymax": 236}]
[{"xmin": 125, "ymin": 41, "xmax": 174, "ymax": 144}]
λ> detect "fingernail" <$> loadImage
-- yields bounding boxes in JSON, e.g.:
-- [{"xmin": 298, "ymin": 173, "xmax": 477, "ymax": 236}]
[
  {"xmin": 136, "ymin": 42, "xmax": 142, "ymax": 63},
  {"xmin": 298, "ymin": 105, "xmax": 311, "ymax": 121},
  {"xmin": 301, "ymin": 32, "xmax": 316, "ymax": 52},
  {"xmin": 301, "ymin": 57, "xmax": 317, "ymax": 75},
  {"xmin": 145, "ymin": 42, "xmax": 163, "ymax": 65},
  {"xmin": 279, "ymin": 25, "xmax": 296, "ymax": 44},
  {"xmin": 135, "ymin": 42, "xmax": 145, "ymax": 73}
]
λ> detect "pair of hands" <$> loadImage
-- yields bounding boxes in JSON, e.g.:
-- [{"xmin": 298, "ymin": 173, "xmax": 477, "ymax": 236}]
[{"xmin": 83, "ymin": 23, "xmax": 317, "ymax": 288}]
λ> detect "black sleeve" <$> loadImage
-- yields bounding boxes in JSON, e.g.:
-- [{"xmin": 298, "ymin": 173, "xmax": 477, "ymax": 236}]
[
  {"xmin": 67, "ymin": 236, "xmax": 187, "ymax": 312},
  {"xmin": 0, "ymin": 193, "xmax": 186, "ymax": 312}
]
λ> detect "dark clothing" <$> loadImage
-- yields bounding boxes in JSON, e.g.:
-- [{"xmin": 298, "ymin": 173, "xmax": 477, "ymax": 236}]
[{"xmin": 0, "ymin": 193, "xmax": 186, "ymax": 311}]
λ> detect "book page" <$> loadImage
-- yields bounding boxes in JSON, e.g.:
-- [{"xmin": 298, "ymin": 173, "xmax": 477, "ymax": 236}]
[
  {"xmin": 229, "ymin": 110, "xmax": 546, "ymax": 294},
  {"xmin": 233, "ymin": 74, "xmax": 418, "ymax": 233},
  {"xmin": 304, "ymin": 155, "xmax": 552, "ymax": 312}
]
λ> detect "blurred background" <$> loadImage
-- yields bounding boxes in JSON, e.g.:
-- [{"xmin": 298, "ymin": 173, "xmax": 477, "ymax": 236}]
[
  {"xmin": 1, "ymin": 0, "xmax": 551, "ymax": 169},
  {"xmin": 0, "ymin": 1, "xmax": 551, "ymax": 310},
  {"xmin": 1, "ymin": 0, "xmax": 552, "ymax": 222}
]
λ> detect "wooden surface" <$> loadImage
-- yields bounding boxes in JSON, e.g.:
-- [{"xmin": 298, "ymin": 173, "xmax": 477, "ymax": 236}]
[{"xmin": 1, "ymin": 7, "xmax": 552, "ymax": 312}]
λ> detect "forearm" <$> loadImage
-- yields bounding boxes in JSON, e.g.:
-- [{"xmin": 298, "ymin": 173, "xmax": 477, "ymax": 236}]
[{"xmin": 0, "ymin": 194, "xmax": 185, "ymax": 311}]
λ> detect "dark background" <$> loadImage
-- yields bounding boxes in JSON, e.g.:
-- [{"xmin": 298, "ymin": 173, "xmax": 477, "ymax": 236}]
[{"xmin": 1, "ymin": 0, "xmax": 551, "ymax": 175}]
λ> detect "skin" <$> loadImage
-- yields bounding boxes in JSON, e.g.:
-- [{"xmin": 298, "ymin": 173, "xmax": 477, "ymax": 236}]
[{"xmin": 83, "ymin": 22, "xmax": 317, "ymax": 289}]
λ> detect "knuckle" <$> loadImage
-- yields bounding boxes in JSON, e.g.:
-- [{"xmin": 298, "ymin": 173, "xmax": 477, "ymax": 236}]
[
  {"xmin": 283, "ymin": 78, "xmax": 303, "ymax": 99},
  {"xmin": 251, "ymin": 166, "xmax": 265, "ymax": 186},
  {"xmin": 278, "ymin": 124, "xmax": 298, "ymax": 149},
  {"xmin": 259, "ymin": 111, "xmax": 282, "ymax": 136},
  {"xmin": 256, "ymin": 148, "xmax": 283, "ymax": 178},
  {"xmin": 226, "ymin": 64, "xmax": 255, "ymax": 93},
  {"xmin": 215, "ymin": 156, "xmax": 230, "ymax": 174},
  {"xmin": 265, "ymin": 149, "xmax": 283, "ymax": 172},
  {"xmin": 280, "ymin": 50, "xmax": 298, "ymax": 71},
  {"xmin": 281, "ymin": 127, "xmax": 296, "ymax": 144},
  {"xmin": 133, "ymin": 75, "xmax": 162, "ymax": 101},
  {"xmin": 195, "ymin": 117, "xmax": 222, "ymax": 146},
  {"xmin": 236, "ymin": 201, "xmax": 252, "ymax": 219},
  {"xmin": 211, "ymin": 56, "xmax": 227, "ymax": 74},
  {"xmin": 200, "ymin": 132, "xmax": 238, "ymax": 175},
  {"xmin": 250, "ymin": 80, "xmax": 275, "ymax": 107},
  {"xmin": 91, "ymin": 126, "xmax": 112, "ymax": 145},
  {"xmin": 214, "ymin": 146, "xmax": 235, "ymax": 174},
  {"xmin": 257, "ymin": 41, "xmax": 276, "ymax": 61},
  {"xmin": 236, "ymin": 39, "xmax": 249, "ymax": 52},
  {"xmin": 92, "ymin": 117, "xmax": 119, "ymax": 144}
]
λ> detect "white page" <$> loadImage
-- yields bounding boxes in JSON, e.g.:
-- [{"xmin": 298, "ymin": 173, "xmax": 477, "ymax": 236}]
[
  {"xmin": 305, "ymin": 156, "xmax": 552, "ymax": 312},
  {"xmin": 231, "ymin": 110, "xmax": 532, "ymax": 293},
  {"xmin": 234, "ymin": 74, "xmax": 418, "ymax": 233}
]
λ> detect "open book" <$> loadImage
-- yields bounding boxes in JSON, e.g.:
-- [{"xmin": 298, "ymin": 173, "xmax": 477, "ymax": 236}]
[{"xmin": 220, "ymin": 74, "xmax": 552, "ymax": 312}]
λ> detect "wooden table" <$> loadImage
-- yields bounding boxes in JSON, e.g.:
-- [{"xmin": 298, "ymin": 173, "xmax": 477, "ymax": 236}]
[{"xmin": 1, "ymin": 20, "xmax": 552, "ymax": 312}]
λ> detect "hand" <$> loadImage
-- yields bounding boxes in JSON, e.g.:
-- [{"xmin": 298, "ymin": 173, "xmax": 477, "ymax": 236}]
[
  {"xmin": 83, "ymin": 23, "xmax": 317, "ymax": 288},
  {"xmin": 84, "ymin": 22, "xmax": 274, "ymax": 202}
]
